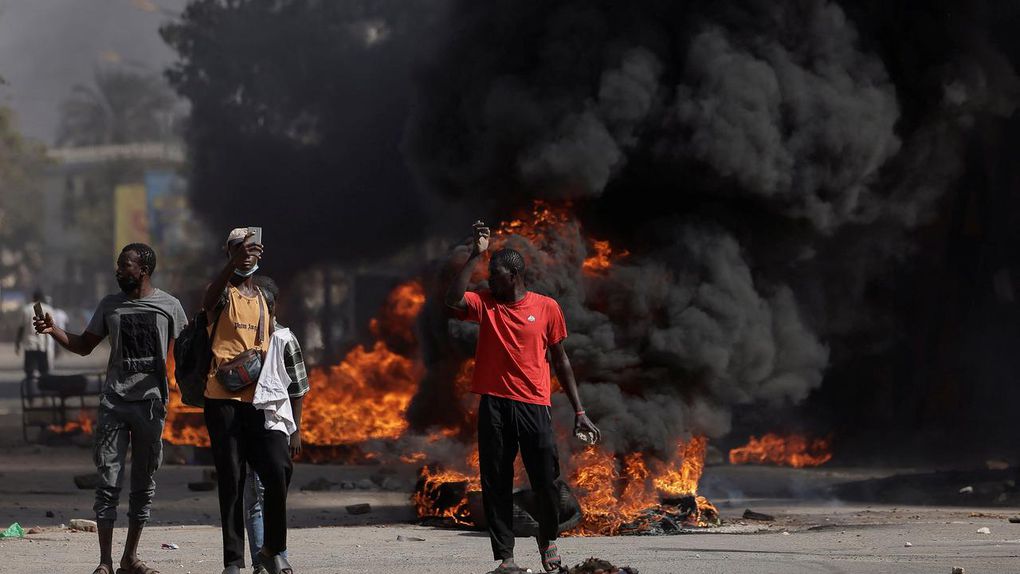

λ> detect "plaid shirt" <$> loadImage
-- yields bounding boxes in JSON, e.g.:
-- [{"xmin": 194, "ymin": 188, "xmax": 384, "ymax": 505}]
[{"xmin": 277, "ymin": 321, "xmax": 309, "ymax": 398}]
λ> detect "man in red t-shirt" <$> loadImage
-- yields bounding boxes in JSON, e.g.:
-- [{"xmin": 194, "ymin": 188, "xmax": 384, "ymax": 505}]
[{"xmin": 446, "ymin": 221, "xmax": 601, "ymax": 574}]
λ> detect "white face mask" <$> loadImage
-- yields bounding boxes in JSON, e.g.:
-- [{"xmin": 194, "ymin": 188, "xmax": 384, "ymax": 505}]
[{"xmin": 234, "ymin": 264, "xmax": 259, "ymax": 277}]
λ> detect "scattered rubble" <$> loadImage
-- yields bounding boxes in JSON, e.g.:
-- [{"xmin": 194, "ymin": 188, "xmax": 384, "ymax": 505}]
[
  {"xmin": 301, "ymin": 477, "xmax": 335, "ymax": 492},
  {"xmin": 346, "ymin": 503, "xmax": 372, "ymax": 515},
  {"xmin": 187, "ymin": 481, "xmax": 215, "ymax": 492},
  {"xmin": 951, "ymin": 568, "xmax": 965, "ymax": 574},
  {"xmin": 567, "ymin": 557, "xmax": 639, "ymax": 574},
  {"xmin": 69, "ymin": 519, "xmax": 97, "ymax": 532},
  {"xmin": 396, "ymin": 535, "xmax": 425, "ymax": 541},
  {"xmin": 742, "ymin": 509, "xmax": 775, "ymax": 522},
  {"xmin": 161, "ymin": 543, "xmax": 180, "ymax": 550},
  {"xmin": 976, "ymin": 527, "xmax": 991, "ymax": 535},
  {"xmin": 370, "ymin": 470, "xmax": 397, "ymax": 487},
  {"xmin": 45, "ymin": 511, "xmax": 54, "ymax": 518}
]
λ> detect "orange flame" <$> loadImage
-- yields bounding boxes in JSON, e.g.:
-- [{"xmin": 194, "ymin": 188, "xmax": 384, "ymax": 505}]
[
  {"xmin": 569, "ymin": 447, "xmax": 623, "ymax": 535},
  {"xmin": 582, "ymin": 240, "xmax": 629, "ymax": 275},
  {"xmin": 400, "ymin": 452, "xmax": 427, "ymax": 464},
  {"xmin": 729, "ymin": 433, "xmax": 832, "ymax": 468},
  {"xmin": 162, "ymin": 349, "xmax": 210, "ymax": 446},
  {"xmin": 496, "ymin": 200, "xmax": 575, "ymax": 243},
  {"xmin": 301, "ymin": 341, "xmax": 422, "ymax": 444},
  {"xmin": 370, "ymin": 280, "xmax": 427, "ymax": 349},
  {"xmin": 47, "ymin": 409, "xmax": 94, "ymax": 435},
  {"xmin": 412, "ymin": 445, "xmax": 482, "ymax": 525},
  {"xmin": 566, "ymin": 437, "xmax": 718, "ymax": 535},
  {"xmin": 653, "ymin": 436, "xmax": 707, "ymax": 496}
]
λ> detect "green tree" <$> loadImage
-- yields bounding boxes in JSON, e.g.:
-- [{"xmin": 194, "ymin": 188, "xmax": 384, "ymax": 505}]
[
  {"xmin": 0, "ymin": 107, "xmax": 49, "ymax": 296},
  {"xmin": 56, "ymin": 67, "xmax": 179, "ymax": 147}
]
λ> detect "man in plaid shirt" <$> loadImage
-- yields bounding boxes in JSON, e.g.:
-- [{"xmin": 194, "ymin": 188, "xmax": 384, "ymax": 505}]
[{"xmin": 245, "ymin": 276, "xmax": 308, "ymax": 574}]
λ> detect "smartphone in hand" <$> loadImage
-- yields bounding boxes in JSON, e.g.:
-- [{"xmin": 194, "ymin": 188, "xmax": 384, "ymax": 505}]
[
  {"xmin": 33, "ymin": 301, "xmax": 44, "ymax": 320},
  {"xmin": 247, "ymin": 226, "xmax": 263, "ymax": 245}
]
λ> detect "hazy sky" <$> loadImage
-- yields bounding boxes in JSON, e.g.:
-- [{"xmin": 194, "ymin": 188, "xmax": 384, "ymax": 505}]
[{"xmin": 0, "ymin": 0, "xmax": 187, "ymax": 144}]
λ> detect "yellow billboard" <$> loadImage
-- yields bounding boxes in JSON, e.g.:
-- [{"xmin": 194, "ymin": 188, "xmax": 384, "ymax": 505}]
[{"xmin": 114, "ymin": 184, "xmax": 150, "ymax": 257}]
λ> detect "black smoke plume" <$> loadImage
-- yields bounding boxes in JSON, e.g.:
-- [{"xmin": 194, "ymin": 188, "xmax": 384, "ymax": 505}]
[
  {"xmin": 404, "ymin": 0, "xmax": 1020, "ymax": 455},
  {"xmin": 163, "ymin": 0, "xmax": 1020, "ymax": 457}
]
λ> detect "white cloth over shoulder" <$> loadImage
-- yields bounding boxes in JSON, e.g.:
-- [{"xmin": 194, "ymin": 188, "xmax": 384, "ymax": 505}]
[{"xmin": 253, "ymin": 328, "xmax": 297, "ymax": 436}]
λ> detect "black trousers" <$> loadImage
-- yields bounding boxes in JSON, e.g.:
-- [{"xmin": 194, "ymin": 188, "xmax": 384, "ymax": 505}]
[
  {"xmin": 24, "ymin": 350, "xmax": 49, "ymax": 378},
  {"xmin": 204, "ymin": 399, "xmax": 293, "ymax": 568},
  {"xmin": 478, "ymin": 394, "xmax": 561, "ymax": 561}
]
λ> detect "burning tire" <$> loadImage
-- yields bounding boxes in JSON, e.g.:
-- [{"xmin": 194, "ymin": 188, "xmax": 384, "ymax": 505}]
[{"xmin": 467, "ymin": 479, "xmax": 582, "ymax": 536}]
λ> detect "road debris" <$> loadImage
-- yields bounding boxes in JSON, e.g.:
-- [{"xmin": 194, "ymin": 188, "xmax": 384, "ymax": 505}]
[
  {"xmin": 742, "ymin": 509, "xmax": 775, "ymax": 522},
  {"xmin": 0, "ymin": 523, "xmax": 24, "ymax": 539},
  {"xmin": 69, "ymin": 519, "xmax": 97, "ymax": 532},
  {"xmin": 346, "ymin": 503, "xmax": 372, "ymax": 515}
]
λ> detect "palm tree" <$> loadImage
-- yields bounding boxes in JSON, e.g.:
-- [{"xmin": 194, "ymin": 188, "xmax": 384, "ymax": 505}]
[{"xmin": 56, "ymin": 67, "xmax": 179, "ymax": 147}]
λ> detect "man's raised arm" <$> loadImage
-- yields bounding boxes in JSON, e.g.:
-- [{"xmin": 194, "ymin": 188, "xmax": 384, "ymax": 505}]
[{"xmin": 445, "ymin": 220, "xmax": 489, "ymax": 312}]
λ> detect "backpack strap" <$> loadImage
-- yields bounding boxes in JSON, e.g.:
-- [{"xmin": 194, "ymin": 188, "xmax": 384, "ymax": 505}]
[{"xmin": 254, "ymin": 287, "xmax": 266, "ymax": 349}]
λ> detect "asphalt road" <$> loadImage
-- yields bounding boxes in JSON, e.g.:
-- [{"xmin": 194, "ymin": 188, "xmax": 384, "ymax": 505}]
[{"xmin": 1, "ymin": 342, "xmax": 1018, "ymax": 573}]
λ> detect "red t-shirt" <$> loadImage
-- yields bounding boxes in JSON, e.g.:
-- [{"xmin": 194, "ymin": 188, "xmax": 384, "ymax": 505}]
[{"xmin": 455, "ymin": 290, "xmax": 568, "ymax": 406}]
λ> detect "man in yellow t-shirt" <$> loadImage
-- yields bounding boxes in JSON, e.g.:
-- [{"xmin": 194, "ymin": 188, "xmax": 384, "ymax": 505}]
[{"xmin": 202, "ymin": 228, "xmax": 292, "ymax": 574}]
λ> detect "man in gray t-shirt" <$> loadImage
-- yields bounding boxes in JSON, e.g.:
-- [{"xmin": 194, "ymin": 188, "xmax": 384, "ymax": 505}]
[
  {"xmin": 35, "ymin": 243, "xmax": 186, "ymax": 574},
  {"xmin": 87, "ymin": 288, "xmax": 187, "ymax": 401}
]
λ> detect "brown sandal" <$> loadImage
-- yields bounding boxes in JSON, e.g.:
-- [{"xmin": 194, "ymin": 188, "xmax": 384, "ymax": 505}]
[{"xmin": 93, "ymin": 565, "xmax": 114, "ymax": 574}]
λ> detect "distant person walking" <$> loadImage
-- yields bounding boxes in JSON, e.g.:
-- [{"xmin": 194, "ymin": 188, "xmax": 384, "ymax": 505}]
[
  {"xmin": 16, "ymin": 289, "xmax": 53, "ymax": 378},
  {"xmin": 34, "ymin": 243, "xmax": 187, "ymax": 574}
]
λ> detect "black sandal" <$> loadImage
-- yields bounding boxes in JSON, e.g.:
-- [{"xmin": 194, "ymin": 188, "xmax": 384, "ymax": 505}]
[{"xmin": 262, "ymin": 553, "xmax": 293, "ymax": 574}]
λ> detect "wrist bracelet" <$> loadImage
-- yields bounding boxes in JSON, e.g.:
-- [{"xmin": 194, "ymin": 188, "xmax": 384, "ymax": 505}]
[{"xmin": 575, "ymin": 410, "xmax": 585, "ymax": 416}]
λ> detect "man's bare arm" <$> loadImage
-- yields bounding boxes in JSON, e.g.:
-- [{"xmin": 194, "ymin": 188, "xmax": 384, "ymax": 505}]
[
  {"xmin": 551, "ymin": 342, "xmax": 601, "ymax": 443},
  {"xmin": 445, "ymin": 221, "xmax": 489, "ymax": 311},
  {"xmin": 34, "ymin": 313, "xmax": 103, "ymax": 356}
]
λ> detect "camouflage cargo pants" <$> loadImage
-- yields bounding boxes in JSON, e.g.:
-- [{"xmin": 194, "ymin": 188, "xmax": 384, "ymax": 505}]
[{"xmin": 92, "ymin": 393, "xmax": 166, "ymax": 525}]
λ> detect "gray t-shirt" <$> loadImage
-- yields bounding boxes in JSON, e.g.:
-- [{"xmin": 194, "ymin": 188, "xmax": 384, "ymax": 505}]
[{"xmin": 86, "ymin": 288, "xmax": 188, "ymax": 402}]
